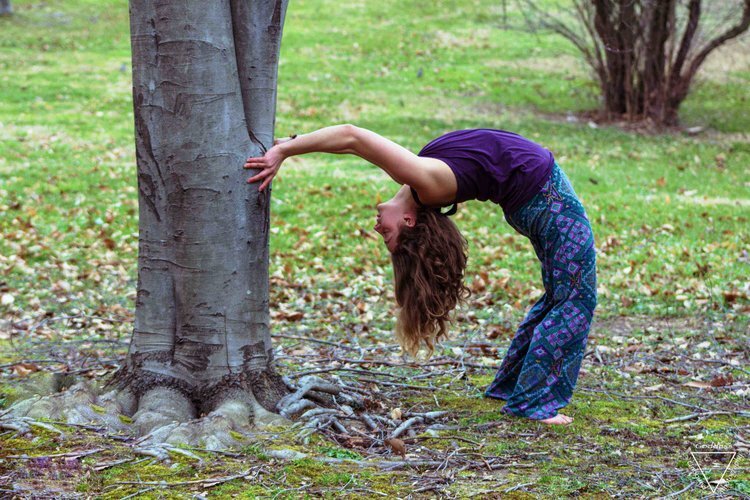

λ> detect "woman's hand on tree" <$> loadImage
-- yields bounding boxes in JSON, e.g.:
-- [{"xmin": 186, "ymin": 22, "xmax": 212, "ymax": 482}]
[{"xmin": 244, "ymin": 144, "xmax": 286, "ymax": 191}]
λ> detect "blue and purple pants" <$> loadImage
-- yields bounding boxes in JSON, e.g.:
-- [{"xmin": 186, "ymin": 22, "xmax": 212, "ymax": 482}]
[{"xmin": 485, "ymin": 163, "xmax": 597, "ymax": 420}]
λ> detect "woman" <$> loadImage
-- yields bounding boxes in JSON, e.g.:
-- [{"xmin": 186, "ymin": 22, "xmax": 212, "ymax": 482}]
[{"xmin": 244, "ymin": 124, "xmax": 597, "ymax": 425}]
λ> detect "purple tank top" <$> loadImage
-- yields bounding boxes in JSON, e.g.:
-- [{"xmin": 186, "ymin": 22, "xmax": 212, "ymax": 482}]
[{"xmin": 417, "ymin": 129, "xmax": 554, "ymax": 215}]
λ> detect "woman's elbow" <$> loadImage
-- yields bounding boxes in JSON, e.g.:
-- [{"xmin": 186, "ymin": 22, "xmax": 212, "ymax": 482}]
[{"xmin": 337, "ymin": 124, "xmax": 359, "ymax": 152}]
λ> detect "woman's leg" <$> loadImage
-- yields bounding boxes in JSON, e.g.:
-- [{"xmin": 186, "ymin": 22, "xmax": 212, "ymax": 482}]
[
  {"xmin": 485, "ymin": 203, "xmax": 557, "ymax": 400},
  {"xmin": 484, "ymin": 294, "xmax": 552, "ymax": 400},
  {"xmin": 500, "ymin": 268, "xmax": 596, "ymax": 420},
  {"xmin": 489, "ymin": 164, "xmax": 597, "ymax": 419}
]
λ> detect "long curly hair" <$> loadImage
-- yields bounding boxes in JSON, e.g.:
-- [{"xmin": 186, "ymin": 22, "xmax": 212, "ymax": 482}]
[{"xmin": 391, "ymin": 207, "xmax": 471, "ymax": 358}]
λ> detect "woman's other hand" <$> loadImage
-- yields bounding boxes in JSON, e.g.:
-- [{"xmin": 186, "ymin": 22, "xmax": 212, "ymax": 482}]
[{"xmin": 244, "ymin": 143, "xmax": 287, "ymax": 192}]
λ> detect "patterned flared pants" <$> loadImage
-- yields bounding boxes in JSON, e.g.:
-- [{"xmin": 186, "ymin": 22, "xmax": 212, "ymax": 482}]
[{"xmin": 484, "ymin": 163, "xmax": 597, "ymax": 420}]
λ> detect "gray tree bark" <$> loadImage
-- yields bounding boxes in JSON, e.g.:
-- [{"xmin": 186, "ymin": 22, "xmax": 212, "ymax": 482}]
[
  {"xmin": 112, "ymin": 0, "xmax": 290, "ymax": 431},
  {"xmin": 0, "ymin": 0, "xmax": 12, "ymax": 17}
]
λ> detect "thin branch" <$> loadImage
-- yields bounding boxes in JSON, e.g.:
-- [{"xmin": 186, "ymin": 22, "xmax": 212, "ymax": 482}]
[
  {"xmin": 7, "ymin": 448, "xmax": 105, "ymax": 460},
  {"xmin": 664, "ymin": 410, "xmax": 750, "ymax": 423},
  {"xmin": 669, "ymin": 0, "xmax": 701, "ymax": 82},
  {"xmin": 271, "ymin": 333, "xmax": 358, "ymax": 350},
  {"xmin": 684, "ymin": 0, "xmax": 750, "ymax": 88},
  {"xmin": 662, "ymin": 481, "xmax": 696, "ymax": 498},
  {"xmin": 114, "ymin": 468, "xmax": 261, "ymax": 487},
  {"xmin": 290, "ymin": 367, "xmax": 401, "ymax": 379},
  {"xmin": 353, "ymin": 377, "xmax": 438, "ymax": 391}
]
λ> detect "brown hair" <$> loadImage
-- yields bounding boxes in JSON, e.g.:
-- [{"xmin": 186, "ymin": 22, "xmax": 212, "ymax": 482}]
[{"xmin": 391, "ymin": 208, "xmax": 470, "ymax": 358}]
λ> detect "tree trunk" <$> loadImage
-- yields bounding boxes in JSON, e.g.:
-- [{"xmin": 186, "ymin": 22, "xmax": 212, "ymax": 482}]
[
  {"xmin": 0, "ymin": 0, "xmax": 12, "ymax": 17},
  {"xmin": 113, "ymin": 0, "xmax": 290, "ymax": 429}
]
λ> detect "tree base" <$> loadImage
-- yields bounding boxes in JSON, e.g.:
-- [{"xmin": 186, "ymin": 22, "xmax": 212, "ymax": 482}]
[{"xmin": 0, "ymin": 371, "xmax": 371, "ymax": 453}]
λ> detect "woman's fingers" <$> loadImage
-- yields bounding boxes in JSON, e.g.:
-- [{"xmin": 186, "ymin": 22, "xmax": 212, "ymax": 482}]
[
  {"xmin": 247, "ymin": 169, "xmax": 271, "ymax": 184},
  {"xmin": 247, "ymin": 167, "xmax": 280, "ymax": 186},
  {"xmin": 244, "ymin": 152, "xmax": 279, "ymax": 190},
  {"xmin": 243, "ymin": 158, "xmax": 265, "ymax": 168}
]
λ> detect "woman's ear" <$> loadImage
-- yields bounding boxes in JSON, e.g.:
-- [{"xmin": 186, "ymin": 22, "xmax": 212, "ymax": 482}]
[{"xmin": 403, "ymin": 212, "xmax": 416, "ymax": 228}]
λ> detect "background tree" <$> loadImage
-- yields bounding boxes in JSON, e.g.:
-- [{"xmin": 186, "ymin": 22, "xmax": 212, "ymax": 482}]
[
  {"xmin": 0, "ymin": 0, "xmax": 12, "ymax": 17},
  {"xmin": 526, "ymin": 0, "xmax": 750, "ymax": 127}
]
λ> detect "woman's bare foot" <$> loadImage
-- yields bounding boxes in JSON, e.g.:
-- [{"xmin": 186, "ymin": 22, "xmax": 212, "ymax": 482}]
[{"xmin": 538, "ymin": 413, "xmax": 573, "ymax": 425}]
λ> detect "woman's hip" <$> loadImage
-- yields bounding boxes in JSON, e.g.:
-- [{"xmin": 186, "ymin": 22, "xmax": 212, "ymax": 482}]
[{"xmin": 506, "ymin": 163, "xmax": 594, "ymax": 249}]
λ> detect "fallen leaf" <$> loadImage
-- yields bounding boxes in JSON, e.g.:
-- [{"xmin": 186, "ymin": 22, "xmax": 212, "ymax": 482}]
[
  {"xmin": 385, "ymin": 438, "xmax": 406, "ymax": 458},
  {"xmin": 487, "ymin": 325, "xmax": 512, "ymax": 340},
  {"xmin": 12, "ymin": 363, "xmax": 40, "ymax": 377},
  {"xmin": 624, "ymin": 344, "xmax": 643, "ymax": 353},
  {"xmin": 710, "ymin": 374, "xmax": 733, "ymax": 387},
  {"xmin": 723, "ymin": 291, "xmax": 743, "ymax": 304}
]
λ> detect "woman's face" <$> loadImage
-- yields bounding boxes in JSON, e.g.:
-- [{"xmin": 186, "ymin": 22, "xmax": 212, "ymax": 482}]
[{"xmin": 374, "ymin": 186, "xmax": 417, "ymax": 252}]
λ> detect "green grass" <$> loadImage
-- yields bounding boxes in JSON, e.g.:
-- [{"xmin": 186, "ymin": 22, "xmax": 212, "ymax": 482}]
[
  {"xmin": 1, "ymin": 0, "xmax": 747, "ymax": 327},
  {"xmin": 0, "ymin": 0, "xmax": 748, "ymax": 497}
]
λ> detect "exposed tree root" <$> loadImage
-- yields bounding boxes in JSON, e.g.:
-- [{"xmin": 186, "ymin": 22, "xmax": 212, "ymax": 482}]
[
  {"xmin": 0, "ymin": 364, "xmax": 457, "ymax": 459},
  {"xmin": 0, "ymin": 372, "xmax": 387, "ymax": 452},
  {"xmin": 1, "ymin": 381, "xmax": 135, "ymax": 435},
  {"xmin": 275, "ymin": 375, "xmax": 374, "ymax": 443}
]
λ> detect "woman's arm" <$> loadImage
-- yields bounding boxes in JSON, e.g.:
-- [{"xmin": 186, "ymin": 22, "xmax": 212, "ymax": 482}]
[{"xmin": 244, "ymin": 124, "xmax": 456, "ymax": 203}]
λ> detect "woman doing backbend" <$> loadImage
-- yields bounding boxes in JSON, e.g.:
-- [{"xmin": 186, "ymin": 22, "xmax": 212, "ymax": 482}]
[{"xmin": 244, "ymin": 124, "xmax": 598, "ymax": 425}]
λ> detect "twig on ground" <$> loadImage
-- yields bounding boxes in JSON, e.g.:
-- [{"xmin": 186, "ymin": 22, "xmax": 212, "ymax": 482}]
[
  {"xmin": 267, "ymin": 449, "xmax": 534, "ymax": 471},
  {"xmin": 290, "ymin": 367, "xmax": 401, "ymax": 379},
  {"xmin": 93, "ymin": 458, "xmax": 136, "ymax": 471},
  {"xmin": 8, "ymin": 448, "xmax": 105, "ymax": 460},
  {"xmin": 121, "ymin": 487, "xmax": 156, "ymax": 500},
  {"xmin": 414, "ymin": 483, "xmax": 444, "ymax": 493},
  {"xmin": 353, "ymin": 377, "xmax": 438, "ymax": 391},
  {"xmin": 675, "ymin": 354, "xmax": 750, "ymax": 376},
  {"xmin": 276, "ymin": 375, "xmax": 342, "ymax": 418},
  {"xmin": 114, "ymin": 468, "xmax": 262, "ymax": 488},
  {"xmin": 410, "ymin": 368, "xmax": 461, "ymax": 380},
  {"xmin": 436, "ymin": 447, "xmax": 462, "ymax": 472},
  {"xmin": 504, "ymin": 481, "xmax": 535, "ymax": 493},
  {"xmin": 664, "ymin": 410, "xmax": 750, "ymax": 423},
  {"xmin": 662, "ymin": 481, "xmax": 696, "ymax": 498},
  {"xmin": 271, "ymin": 334, "xmax": 358, "ymax": 350},
  {"xmin": 45, "ymin": 421, "xmax": 132, "ymax": 441},
  {"xmin": 392, "ymin": 417, "xmax": 424, "ymax": 438},
  {"xmin": 421, "ymin": 358, "xmax": 497, "ymax": 370},
  {"xmin": 347, "ymin": 487, "xmax": 388, "ymax": 497}
]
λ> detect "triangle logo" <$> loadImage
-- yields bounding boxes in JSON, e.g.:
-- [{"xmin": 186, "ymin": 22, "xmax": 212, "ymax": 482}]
[{"xmin": 689, "ymin": 450, "xmax": 737, "ymax": 493}]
